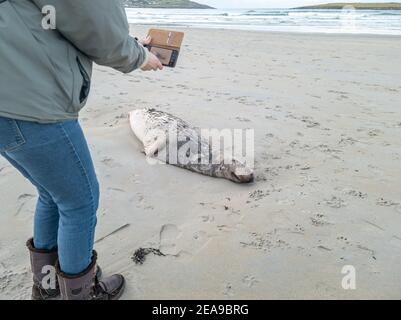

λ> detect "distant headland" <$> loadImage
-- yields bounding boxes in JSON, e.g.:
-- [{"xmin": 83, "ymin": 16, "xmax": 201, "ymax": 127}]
[
  {"xmin": 296, "ymin": 2, "xmax": 401, "ymax": 10},
  {"xmin": 122, "ymin": 0, "xmax": 214, "ymax": 9}
]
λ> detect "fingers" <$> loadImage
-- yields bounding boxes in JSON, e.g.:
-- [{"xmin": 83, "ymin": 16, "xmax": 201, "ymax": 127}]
[
  {"xmin": 151, "ymin": 63, "xmax": 163, "ymax": 71},
  {"xmin": 140, "ymin": 35, "xmax": 152, "ymax": 46},
  {"xmin": 145, "ymin": 35, "xmax": 152, "ymax": 45},
  {"xmin": 149, "ymin": 54, "xmax": 164, "ymax": 71},
  {"xmin": 140, "ymin": 51, "xmax": 164, "ymax": 71},
  {"xmin": 141, "ymin": 64, "xmax": 163, "ymax": 72}
]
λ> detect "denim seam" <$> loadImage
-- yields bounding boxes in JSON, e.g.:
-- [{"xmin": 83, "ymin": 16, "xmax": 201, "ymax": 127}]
[
  {"xmin": 4, "ymin": 119, "xmax": 26, "ymax": 152},
  {"xmin": 58, "ymin": 122, "xmax": 96, "ymax": 258},
  {"xmin": 2, "ymin": 148, "xmax": 53, "ymax": 209}
]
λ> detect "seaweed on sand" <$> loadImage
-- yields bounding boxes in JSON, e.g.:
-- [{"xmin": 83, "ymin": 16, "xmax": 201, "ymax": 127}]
[{"xmin": 132, "ymin": 248, "xmax": 165, "ymax": 265}]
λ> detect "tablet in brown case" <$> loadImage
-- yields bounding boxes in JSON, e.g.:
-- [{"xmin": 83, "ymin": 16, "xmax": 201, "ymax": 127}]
[{"xmin": 145, "ymin": 29, "xmax": 185, "ymax": 68}]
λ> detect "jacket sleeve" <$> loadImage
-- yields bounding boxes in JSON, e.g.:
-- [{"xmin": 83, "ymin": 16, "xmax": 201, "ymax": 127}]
[{"xmin": 31, "ymin": 0, "xmax": 147, "ymax": 73}]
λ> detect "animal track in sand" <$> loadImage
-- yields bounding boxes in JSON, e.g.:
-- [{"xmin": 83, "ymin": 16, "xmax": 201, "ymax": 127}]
[
  {"xmin": 316, "ymin": 144, "xmax": 342, "ymax": 157},
  {"xmin": 335, "ymin": 236, "xmax": 377, "ymax": 260},
  {"xmin": 255, "ymin": 173, "xmax": 268, "ymax": 182},
  {"xmin": 240, "ymin": 229, "xmax": 293, "ymax": 252},
  {"xmin": 376, "ymin": 198, "xmax": 401, "ymax": 213},
  {"xmin": 242, "ymin": 275, "xmax": 259, "ymax": 288},
  {"xmin": 199, "ymin": 202, "xmax": 242, "ymax": 217},
  {"xmin": 338, "ymin": 136, "xmax": 359, "ymax": 146},
  {"xmin": 217, "ymin": 225, "xmax": 239, "ymax": 233},
  {"xmin": 368, "ymin": 129, "xmax": 383, "ymax": 137},
  {"xmin": 376, "ymin": 198, "xmax": 399, "ymax": 207},
  {"xmin": 223, "ymin": 283, "xmax": 235, "ymax": 297},
  {"xmin": 328, "ymin": 90, "xmax": 349, "ymax": 95},
  {"xmin": 134, "ymin": 193, "xmax": 154, "ymax": 211},
  {"xmin": 323, "ymin": 196, "xmax": 347, "ymax": 209},
  {"xmin": 235, "ymin": 116, "xmax": 251, "ymax": 123},
  {"xmin": 248, "ymin": 190, "xmax": 270, "ymax": 201},
  {"xmin": 100, "ymin": 157, "xmax": 122, "ymax": 168},
  {"xmin": 343, "ymin": 189, "xmax": 368, "ymax": 199},
  {"xmin": 200, "ymin": 215, "xmax": 215, "ymax": 223},
  {"xmin": 248, "ymin": 185, "xmax": 283, "ymax": 203},
  {"xmin": 301, "ymin": 117, "xmax": 320, "ymax": 128},
  {"xmin": 310, "ymin": 213, "xmax": 332, "ymax": 227}
]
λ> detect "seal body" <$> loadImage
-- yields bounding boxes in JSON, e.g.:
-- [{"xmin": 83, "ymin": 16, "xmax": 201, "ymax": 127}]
[{"xmin": 129, "ymin": 108, "xmax": 254, "ymax": 183}]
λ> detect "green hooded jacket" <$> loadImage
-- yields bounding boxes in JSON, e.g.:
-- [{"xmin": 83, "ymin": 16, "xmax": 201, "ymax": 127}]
[{"xmin": 0, "ymin": 0, "xmax": 147, "ymax": 123}]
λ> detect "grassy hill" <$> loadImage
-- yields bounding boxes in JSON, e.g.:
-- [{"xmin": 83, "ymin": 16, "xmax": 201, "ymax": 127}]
[
  {"xmin": 296, "ymin": 2, "xmax": 401, "ymax": 10},
  {"xmin": 122, "ymin": 0, "xmax": 214, "ymax": 9}
]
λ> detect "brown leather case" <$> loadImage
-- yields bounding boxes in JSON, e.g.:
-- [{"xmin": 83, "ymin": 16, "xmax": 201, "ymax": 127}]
[{"xmin": 147, "ymin": 29, "xmax": 185, "ymax": 51}]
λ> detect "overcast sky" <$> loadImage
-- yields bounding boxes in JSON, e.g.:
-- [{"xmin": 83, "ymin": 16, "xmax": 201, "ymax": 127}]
[{"xmin": 199, "ymin": 0, "xmax": 393, "ymax": 9}]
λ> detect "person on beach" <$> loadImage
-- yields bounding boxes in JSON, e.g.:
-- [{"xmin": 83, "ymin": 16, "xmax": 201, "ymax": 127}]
[{"xmin": 0, "ymin": 0, "xmax": 163, "ymax": 300}]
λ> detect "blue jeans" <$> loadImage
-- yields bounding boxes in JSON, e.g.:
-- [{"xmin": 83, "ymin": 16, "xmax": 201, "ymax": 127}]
[{"xmin": 0, "ymin": 117, "xmax": 99, "ymax": 275}]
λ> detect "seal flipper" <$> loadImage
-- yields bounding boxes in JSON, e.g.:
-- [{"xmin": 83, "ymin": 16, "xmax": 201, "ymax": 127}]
[{"xmin": 144, "ymin": 135, "xmax": 167, "ymax": 157}]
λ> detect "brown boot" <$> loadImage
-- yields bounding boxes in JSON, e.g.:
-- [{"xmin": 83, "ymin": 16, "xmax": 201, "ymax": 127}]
[
  {"xmin": 26, "ymin": 238, "xmax": 59, "ymax": 300},
  {"xmin": 56, "ymin": 251, "xmax": 125, "ymax": 300},
  {"xmin": 27, "ymin": 238, "xmax": 103, "ymax": 300}
]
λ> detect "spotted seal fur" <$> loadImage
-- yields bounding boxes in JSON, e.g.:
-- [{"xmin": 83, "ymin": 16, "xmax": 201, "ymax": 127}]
[{"xmin": 129, "ymin": 108, "xmax": 254, "ymax": 183}]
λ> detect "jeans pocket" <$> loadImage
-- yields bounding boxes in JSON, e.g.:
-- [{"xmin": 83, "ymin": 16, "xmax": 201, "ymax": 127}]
[{"xmin": 0, "ymin": 117, "xmax": 26, "ymax": 152}]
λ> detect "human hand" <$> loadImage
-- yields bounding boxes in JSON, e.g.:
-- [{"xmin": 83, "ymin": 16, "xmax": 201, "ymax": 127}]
[
  {"xmin": 141, "ymin": 51, "xmax": 164, "ymax": 71},
  {"xmin": 138, "ymin": 36, "xmax": 163, "ymax": 71}
]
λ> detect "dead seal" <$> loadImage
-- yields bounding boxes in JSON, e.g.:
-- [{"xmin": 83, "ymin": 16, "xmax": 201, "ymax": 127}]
[{"xmin": 129, "ymin": 108, "xmax": 254, "ymax": 183}]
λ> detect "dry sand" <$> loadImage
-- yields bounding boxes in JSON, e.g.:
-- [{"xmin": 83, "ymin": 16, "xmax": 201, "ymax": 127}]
[{"xmin": 1, "ymin": 27, "xmax": 401, "ymax": 299}]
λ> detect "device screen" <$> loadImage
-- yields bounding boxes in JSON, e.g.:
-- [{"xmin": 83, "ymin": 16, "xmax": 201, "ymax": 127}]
[{"xmin": 149, "ymin": 46, "xmax": 173, "ymax": 66}]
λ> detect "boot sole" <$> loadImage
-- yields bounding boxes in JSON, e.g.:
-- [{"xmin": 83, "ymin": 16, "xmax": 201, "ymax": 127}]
[{"xmin": 110, "ymin": 276, "xmax": 126, "ymax": 300}]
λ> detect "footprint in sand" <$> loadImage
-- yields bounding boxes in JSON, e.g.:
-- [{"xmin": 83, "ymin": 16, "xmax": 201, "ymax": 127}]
[
  {"xmin": 159, "ymin": 224, "xmax": 182, "ymax": 256},
  {"xmin": 15, "ymin": 194, "xmax": 36, "ymax": 216},
  {"xmin": 0, "ymin": 165, "xmax": 8, "ymax": 174}
]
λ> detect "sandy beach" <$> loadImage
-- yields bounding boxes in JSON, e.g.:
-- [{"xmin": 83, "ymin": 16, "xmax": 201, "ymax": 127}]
[{"xmin": 1, "ymin": 27, "xmax": 401, "ymax": 299}]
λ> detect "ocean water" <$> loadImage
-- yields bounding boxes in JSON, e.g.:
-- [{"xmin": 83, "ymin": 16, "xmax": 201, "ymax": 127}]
[{"xmin": 126, "ymin": 8, "xmax": 401, "ymax": 35}]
